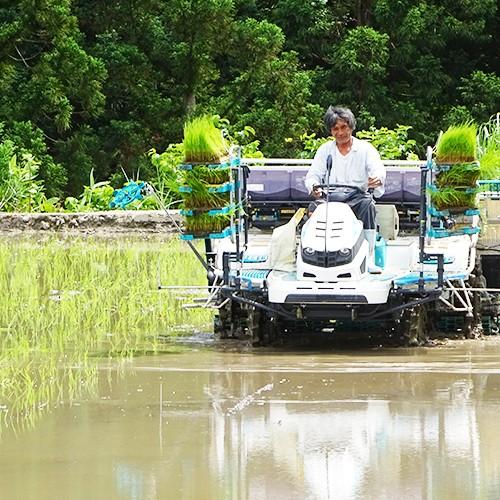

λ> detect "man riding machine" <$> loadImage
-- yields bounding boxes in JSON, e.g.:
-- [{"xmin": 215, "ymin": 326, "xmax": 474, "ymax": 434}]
[{"xmin": 305, "ymin": 106, "xmax": 386, "ymax": 274}]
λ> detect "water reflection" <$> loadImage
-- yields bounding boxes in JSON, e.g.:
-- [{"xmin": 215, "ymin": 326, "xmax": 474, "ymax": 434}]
[
  {"xmin": 200, "ymin": 368, "xmax": 500, "ymax": 499},
  {"xmin": 2, "ymin": 349, "xmax": 500, "ymax": 499}
]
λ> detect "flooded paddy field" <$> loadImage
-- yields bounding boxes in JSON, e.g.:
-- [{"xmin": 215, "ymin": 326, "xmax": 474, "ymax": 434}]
[{"xmin": 2, "ymin": 235, "xmax": 500, "ymax": 499}]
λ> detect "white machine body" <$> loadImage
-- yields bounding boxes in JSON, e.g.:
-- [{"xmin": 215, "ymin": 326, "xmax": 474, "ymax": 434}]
[{"xmin": 297, "ymin": 202, "xmax": 368, "ymax": 282}]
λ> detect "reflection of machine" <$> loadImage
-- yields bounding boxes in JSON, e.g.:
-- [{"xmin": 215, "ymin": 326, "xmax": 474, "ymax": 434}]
[{"xmin": 177, "ymin": 150, "xmax": 500, "ymax": 345}]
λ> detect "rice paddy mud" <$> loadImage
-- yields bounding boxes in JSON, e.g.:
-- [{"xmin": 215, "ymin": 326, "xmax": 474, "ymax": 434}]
[{"xmin": 2, "ymin": 234, "xmax": 500, "ymax": 499}]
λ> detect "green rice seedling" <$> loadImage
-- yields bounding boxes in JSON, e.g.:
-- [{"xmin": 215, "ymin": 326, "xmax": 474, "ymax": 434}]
[
  {"xmin": 435, "ymin": 163, "xmax": 481, "ymax": 188},
  {"xmin": 436, "ymin": 124, "xmax": 477, "ymax": 164},
  {"xmin": 192, "ymin": 165, "xmax": 231, "ymax": 184},
  {"xmin": 179, "ymin": 175, "xmax": 230, "ymax": 209},
  {"xmin": 430, "ymin": 187, "xmax": 478, "ymax": 210},
  {"xmin": 183, "ymin": 116, "xmax": 228, "ymax": 163},
  {"xmin": 0, "ymin": 235, "xmax": 212, "ymax": 430},
  {"xmin": 184, "ymin": 213, "xmax": 231, "ymax": 235}
]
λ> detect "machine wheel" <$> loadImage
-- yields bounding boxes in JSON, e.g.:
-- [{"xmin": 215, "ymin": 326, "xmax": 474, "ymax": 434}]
[
  {"xmin": 246, "ymin": 307, "xmax": 262, "ymax": 346},
  {"xmin": 261, "ymin": 316, "xmax": 282, "ymax": 345},
  {"xmin": 398, "ymin": 304, "xmax": 429, "ymax": 346},
  {"xmin": 246, "ymin": 307, "xmax": 282, "ymax": 346},
  {"xmin": 214, "ymin": 300, "xmax": 245, "ymax": 340}
]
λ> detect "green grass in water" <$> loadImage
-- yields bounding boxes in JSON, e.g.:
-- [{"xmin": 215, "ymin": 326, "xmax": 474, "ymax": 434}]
[
  {"xmin": 0, "ymin": 235, "xmax": 210, "ymax": 430},
  {"xmin": 436, "ymin": 124, "xmax": 477, "ymax": 163}
]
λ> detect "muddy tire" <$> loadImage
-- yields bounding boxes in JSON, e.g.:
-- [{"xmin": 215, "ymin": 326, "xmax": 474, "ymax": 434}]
[
  {"xmin": 398, "ymin": 304, "xmax": 429, "ymax": 346},
  {"xmin": 214, "ymin": 301, "xmax": 245, "ymax": 340},
  {"xmin": 260, "ymin": 316, "xmax": 281, "ymax": 345},
  {"xmin": 246, "ymin": 307, "xmax": 282, "ymax": 346},
  {"xmin": 246, "ymin": 307, "xmax": 262, "ymax": 346}
]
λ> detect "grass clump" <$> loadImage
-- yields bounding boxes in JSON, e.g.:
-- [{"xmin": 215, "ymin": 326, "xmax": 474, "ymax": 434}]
[
  {"xmin": 436, "ymin": 124, "xmax": 477, "ymax": 164},
  {"xmin": 183, "ymin": 115, "xmax": 228, "ymax": 163},
  {"xmin": 478, "ymin": 114, "xmax": 500, "ymax": 180}
]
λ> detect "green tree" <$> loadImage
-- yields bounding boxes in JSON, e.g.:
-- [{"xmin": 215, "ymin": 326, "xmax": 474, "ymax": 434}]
[{"xmin": 0, "ymin": 0, "xmax": 106, "ymax": 194}]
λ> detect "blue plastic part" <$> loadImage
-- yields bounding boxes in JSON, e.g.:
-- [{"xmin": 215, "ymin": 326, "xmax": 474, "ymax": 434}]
[
  {"xmin": 427, "ymin": 227, "xmax": 480, "ymax": 238},
  {"xmin": 180, "ymin": 205, "xmax": 235, "ymax": 217},
  {"xmin": 241, "ymin": 269, "xmax": 270, "ymax": 280},
  {"xmin": 395, "ymin": 272, "xmax": 467, "ymax": 286},
  {"xmin": 427, "ymin": 207, "xmax": 479, "ymax": 217},
  {"xmin": 230, "ymin": 269, "xmax": 271, "ymax": 290},
  {"xmin": 242, "ymin": 254, "xmax": 268, "ymax": 263},
  {"xmin": 420, "ymin": 256, "xmax": 455, "ymax": 264},
  {"xmin": 430, "ymin": 161, "xmax": 479, "ymax": 172},
  {"xmin": 374, "ymin": 234, "xmax": 386, "ymax": 269},
  {"xmin": 109, "ymin": 181, "xmax": 145, "ymax": 209},
  {"xmin": 208, "ymin": 181, "xmax": 238, "ymax": 193},
  {"xmin": 180, "ymin": 226, "xmax": 235, "ymax": 240},
  {"xmin": 179, "ymin": 162, "xmax": 230, "ymax": 170}
]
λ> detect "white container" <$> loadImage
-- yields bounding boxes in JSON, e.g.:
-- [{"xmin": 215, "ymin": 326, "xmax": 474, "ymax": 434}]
[{"xmin": 375, "ymin": 204, "xmax": 399, "ymax": 240}]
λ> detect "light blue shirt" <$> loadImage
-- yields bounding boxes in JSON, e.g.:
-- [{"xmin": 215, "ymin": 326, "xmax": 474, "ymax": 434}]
[{"xmin": 305, "ymin": 137, "xmax": 386, "ymax": 198}]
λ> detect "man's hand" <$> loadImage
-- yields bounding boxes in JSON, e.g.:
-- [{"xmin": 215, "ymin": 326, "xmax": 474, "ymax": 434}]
[
  {"xmin": 368, "ymin": 176, "xmax": 382, "ymax": 189},
  {"xmin": 311, "ymin": 186, "xmax": 324, "ymax": 198}
]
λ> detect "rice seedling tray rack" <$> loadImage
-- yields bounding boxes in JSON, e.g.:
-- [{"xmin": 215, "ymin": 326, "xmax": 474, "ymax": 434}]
[
  {"xmin": 179, "ymin": 162, "xmax": 231, "ymax": 170},
  {"xmin": 180, "ymin": 226, "xmax": 236, "ymax": 241},
  {"xmin": 427, "ymin": 156, "xmax": 480, "ymax": 237},
  {"xmin": 179, "ymin": 181, "xmax": 239, "ymax": 194},
  {"xmin": 180, "ymin": 204, "xmax": 237, "ymax": 217},
  {"xmin": 427, "ymin": 226, "xmax": 480, "ymax": 239},
  {"xmin": 430, "ymin": 160, "xmax": 480, "ymax": 172}
]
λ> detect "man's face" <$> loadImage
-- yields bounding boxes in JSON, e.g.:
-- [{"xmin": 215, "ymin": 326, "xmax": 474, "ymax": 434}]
[{"xmin": 330, "ymin": 119, "xmax": 353, "ymax": 146}]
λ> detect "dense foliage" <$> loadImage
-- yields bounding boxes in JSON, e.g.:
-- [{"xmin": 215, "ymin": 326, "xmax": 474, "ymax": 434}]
[{"xmin": 0, "ymin": 0, "xmax": 498, "ymax": 198}]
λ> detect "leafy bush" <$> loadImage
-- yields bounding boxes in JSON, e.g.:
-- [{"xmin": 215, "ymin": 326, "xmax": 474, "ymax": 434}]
[
  {"xmin": 356, "ymin": 125, "xmax": 418, "ymax": 160},
  {"xmin": 3, "ymin": 121, "xmax": 67, "ymax": 198},
  {"xmin": 295, "ymin": 125, "xmax": 419, "ymax": 160},
  {"xmin": 64, "ymin": 170, "xmax": 114, "ymax": 212},
  {"xmin": 0, "ymin": 139, "xmax": 59, "ymax": 212},
  {"xmin": 149, "ymin": 143, "xmax": 184, "ymax": 206},
  {"xmin": 291, "ymin": 132, "xmax": 332, "ymax": 159}
]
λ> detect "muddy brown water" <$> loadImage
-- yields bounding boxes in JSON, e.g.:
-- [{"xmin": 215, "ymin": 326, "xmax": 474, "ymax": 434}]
[{"xmin": 3, "ymin": 337, "xmax": 500, "ymax": 500}]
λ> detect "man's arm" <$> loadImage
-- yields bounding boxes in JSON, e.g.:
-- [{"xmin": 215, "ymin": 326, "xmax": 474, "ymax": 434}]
[
  {"xmin": 305, "ymin": 142, "xmax": 331, "ymax": 195},
  {"xmin": 366, "ymin": 144, "xmax": 386, "ymax": 198}
]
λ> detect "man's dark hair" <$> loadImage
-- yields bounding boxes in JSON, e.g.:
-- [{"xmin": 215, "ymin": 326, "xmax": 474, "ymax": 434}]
[{"xmin": 324, "ymin": 106, "xmax": 356, "ymax": 132}]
